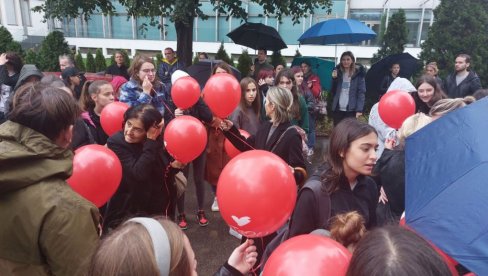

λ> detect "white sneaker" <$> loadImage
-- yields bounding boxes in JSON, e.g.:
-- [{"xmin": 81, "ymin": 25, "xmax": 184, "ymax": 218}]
[
  {"xmin": 229, "ymin": 227, "xmax": 243, "ymax": 240},
  {"xmin": 211, "ymin": 197, "xmax": 219, "ymax": 212}
]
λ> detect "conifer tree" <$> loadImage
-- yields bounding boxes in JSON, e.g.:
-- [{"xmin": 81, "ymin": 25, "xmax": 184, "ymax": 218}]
[{"xmin": 371, "ymin": 9, "xmax": 408, "ymax": 63}]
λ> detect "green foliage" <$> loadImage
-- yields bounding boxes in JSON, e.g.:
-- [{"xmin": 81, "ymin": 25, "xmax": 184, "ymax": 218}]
[
  {"xmin": 86, "ymin": 51, "xmax": 96, "ymax": 72},
  {"xmin": 215, "ymin": 42, "xmax": 232, "ymax": 65},
  {"xmin": 95, "ymin": 48, "xmax": 107, "ymax": 72},
  {"xmin": 34, "ymin": 0, "xmax": 333, "ymax": 74},
  {"xmin": 420, "ymin": 0, "xmax": 488, "ymax": 87},
  {"xmin": 38, "ymin": 31, "xmax": 71, "ymax": 71},
  {"xmin": 371, "ymin": 9, "xmax": 408, "ymax": 63},
  {"xmin": 75, "ymin": 51, "xmax": 86, "ymax": 71},
  {"xmin": 0, "ymin": 26, "xmax": 14, "ymax": 54},
  {"xmin": 237, "ymin": 49, "xmax": 253, "ymax": 78},
  {"xmin": 24, "ymin": 49, "xmax": 39, "ymax": 67},
  {"xmin": 192, "ymin": 55, "xmax": 200, "ymax": 64},
  {"xmin": 294, "ymin": 49, "xmax": 302, "ymax": 57},
  {"xmin": 376, "ymin": 14, "xmax": 387, "ymax": 45},
  {"xmin": 155, "ymin": 52, "xmax": 163, "ymax": 69},
  {"xmin": 271, "ymin": 51, "xmax": 286, "ymax": 68}
]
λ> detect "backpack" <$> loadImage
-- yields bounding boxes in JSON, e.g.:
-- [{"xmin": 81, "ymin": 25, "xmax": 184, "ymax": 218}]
[{"xmin": 260, "ymin": 175, "xmax": 331, "ymax": 266}]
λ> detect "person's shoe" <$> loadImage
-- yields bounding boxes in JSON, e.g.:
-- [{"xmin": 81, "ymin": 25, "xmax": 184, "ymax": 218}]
[
  {"xmin": 229, "ymin": 227, "xmax": 243, "ymax": 240},
  {"xmin": 177, "ymin": 214, "xmax": 188, "ymax": 230},
  {"xmin": 197, "ymin": 210, "xmax": 209, "ymax": 226},
  {"xmin": 211, "ymin": 197, "xmax": 219, "ymax": 212}
]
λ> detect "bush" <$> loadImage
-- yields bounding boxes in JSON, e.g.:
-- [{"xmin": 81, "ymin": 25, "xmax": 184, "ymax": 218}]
[
  {"xmin": 271, "ymin": 51, "xmax": 286, "ymax": 68},
  {"xmin": 86, "ymin": 51, "xmax": 96, "ymax": 73},
  {"xmin": 155, "ymin": 52, "xmax": 163, "ymax": 69},
  {"xmin": 38, "ymin": 31, "xmax": 71, "ymax": 71},
  {"xmin": 215, "ymin": 42, "xmax": 232, "ymax": 65},
  {"xmin": 75, "ymin": 51, "xmax": 86, "ymax": 71},
  {"xmin": 237, "ymin": 49, "xmax": 253, "ymax": 78},
  {"xmin": 95, "ymin": 49, "xmax": 107, "ymax": 72},
  {"xmin": 24, "ymin": 49, "xmax": 38, "ymax": 67}
]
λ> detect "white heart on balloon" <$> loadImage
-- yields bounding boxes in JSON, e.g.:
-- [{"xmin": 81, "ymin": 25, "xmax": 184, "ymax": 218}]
[{"xmin": 231, "ymin": 215, "xmax": 251, "ymax": 227}]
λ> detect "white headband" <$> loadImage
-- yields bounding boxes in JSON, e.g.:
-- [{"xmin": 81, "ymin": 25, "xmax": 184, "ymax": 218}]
[{"xmin": 127, "ymin": 217, "xmax": 171, "ymax": 276}]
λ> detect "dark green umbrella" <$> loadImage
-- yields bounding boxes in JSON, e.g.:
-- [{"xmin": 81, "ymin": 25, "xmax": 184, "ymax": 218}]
[{"xmin": 292, "ymin": 56, "xmax": 335, "ymax": 91}]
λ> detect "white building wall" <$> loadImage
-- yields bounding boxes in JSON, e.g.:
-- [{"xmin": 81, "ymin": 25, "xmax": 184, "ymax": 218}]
[{"xmin": 0, "ymin": 0, "xmax": 50, "ymax": 41}]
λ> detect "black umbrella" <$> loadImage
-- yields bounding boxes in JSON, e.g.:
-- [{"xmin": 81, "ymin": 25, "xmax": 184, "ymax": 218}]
[
  {"xmin": 186, "ymin": 59, "xmax": 241, "ymax": 88},
  {"xmin": 227, "ymin": 22, "xmax": 287, "ymax": 51},
  {"xmin": 366, "ymin": 53, "xmax": 421, "ymax": 100}
]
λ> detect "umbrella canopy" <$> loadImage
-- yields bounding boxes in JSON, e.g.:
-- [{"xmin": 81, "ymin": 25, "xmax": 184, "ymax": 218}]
[
  {"xmin": 405, "ymin": 98, "xmax": 488, "ymax": 275},
  {"xmin": 366, "ymin": 53, "xmax": 421, "ymax": 101},
  {"xmin": 227, "ymin": 22, "xmax": 287, "ymax": 51},
  {"xmin": 298, "ymin": 18, "xmax": 376, "ymax": 45},
  {"xmin": 291, "ymin": 56, "xmax": 335, "ymax": 91},
  {"xmin": 186, "ymin": 59, "xmax": 241, "ymax": 88}
]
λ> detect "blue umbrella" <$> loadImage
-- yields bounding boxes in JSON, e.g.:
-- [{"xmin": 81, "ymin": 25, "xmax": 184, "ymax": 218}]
[
  {"xmin": 298, "ymin": 19, "xmax": 376, "ymax": 63},
  {"xmin": 291, "ymin": 56, "xmax": 335, "ymax": 91},
  {"xmin": 405, "ymin": 98, "xmax": 488, "ymax": 275}
]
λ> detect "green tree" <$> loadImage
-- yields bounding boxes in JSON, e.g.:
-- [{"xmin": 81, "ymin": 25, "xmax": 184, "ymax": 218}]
[
  {"xmin": 376, "ymin": 14, "xmax": 387, "ymax": 45},
  {"xmin": 371, "ymin": 9, "xmax": 408, "ymax": 63},
  {"xmin": 75, "ymin": 51, "xmax": 86, "ymax": 71},
  {"xmin": 24, "ymin": 49, "xmax": 39, "ymax": 67},
  {"xmin": 215, "ymin": 42, "xmax": 232, "ymax": 65},
  {"xmin": 271, "ymin": 51, "xmax": 286, "ymax": 68},
  {"xmin": 0, "ymin": 26, "xmax": 22, "ymax": 55},
  {"xmin": 86, "ymin": 51, "xmax": 96, "ymax": 72},
  {"xmin": 37, "ymin": 31, "xmax": 71, "ymax": 71},
  {"xmin": 34, "ymin": 0, "xmax": 333, "ymax": 67},
  {"xmin": 420, "ymin": 0, "xmax": 488, "ymax": 87},
  {"xmin": 237, "ymin": 49, "xmax": 253, "ymax": 77},
  {"xmin": 192, "ymin": 55, "xmax": 199, "ymax": 64},
  {"xmin": 95, "ymin": 48, "xmax": 107, "ymax": 72}
]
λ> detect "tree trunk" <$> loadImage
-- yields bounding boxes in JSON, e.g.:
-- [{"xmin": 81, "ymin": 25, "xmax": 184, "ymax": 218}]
[{"xmin": 175, "ymin": 17, "xmax": 194, "ymax": 68}]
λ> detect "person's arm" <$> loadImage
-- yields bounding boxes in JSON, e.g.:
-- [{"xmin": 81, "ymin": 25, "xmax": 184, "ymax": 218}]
[
  {"xmin": 379, "ymin": 75, "xmax": 389, "ymax": 95},
  {"xmin": 470, "ymin": 76, "xmax": 482, "ymax": 96},
  {"xmin": 70, "ymin": 119, "xmax": 90, "ymax": 151},
  {"xmin": 108, "ymin": 138, "xmax": 162, "ymax": 183},
  {"xmin": 213, "ymin": 239, "xmax": 257, "ymax": 276},
  {"xmin": 355, "ymin": 76, "xmax": 366, "ymax": 114},
  {"xmin": 221, "ymin": 121, "xmax": 256, "ymax": 152},
  {"xmin": 119, "ymin": 84, "xmax": 152, "ymax": 107},
  {"xmin": 309, "ymin": 75, "xmax": 322, "ymax": 98},
  {"xmin": 229, "ymin": 108, "xmax": 242, "ymax": 130},
  {"xmin": 40, "ymin": 197, "xmax": 100, "ymax": 276},
  {"xmin": 288, "ymin": 189, "xmax": 318, "ymax": 238},
  {"xmin": 190, "ymin": 98, "xmax": 213, "ymax": 123}
]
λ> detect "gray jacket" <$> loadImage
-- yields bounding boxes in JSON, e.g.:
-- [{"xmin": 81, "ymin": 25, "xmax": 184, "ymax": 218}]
[{"xmin": 331, "ymin": 64, "xmax": 366, "ymax": 112}]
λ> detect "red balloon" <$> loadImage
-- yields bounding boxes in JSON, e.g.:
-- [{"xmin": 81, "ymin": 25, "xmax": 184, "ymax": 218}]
[
  {"xmin": 172, "ymin": 76, "xmax": 201, "ymax": 109},
  {"xmin": 263, "ymin": 235, "xmax": 351, "ymax": 276},
  {"xmin": 67, "ymin": 145, "xmax": 122, "ymax": 207},
  {"xmin": 164, "ymin": 115, "xmax": 207, "ymax": 163},
  {"xmin": 203, "ymin": 73, "xmax": 241, "ymax": 118},
  {"xmin": 378, "ymin": 90, "xmax": 416, "ymax": 129},
  {"xmin": 101, "ymin": 102, "xmax": 129, "ymax": 136},
  {"xmin": 217, "ymin": 150, "xmax": 296, "ymax": 238},
  {"xmin": 224, "ymin": 129, "xmax": 250, "ymax": 158}
]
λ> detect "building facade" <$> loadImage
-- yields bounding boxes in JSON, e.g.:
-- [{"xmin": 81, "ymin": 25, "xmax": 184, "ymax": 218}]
[{"xmin": 0, "ymin": 0, "xmax": 440, "ymax": 62}]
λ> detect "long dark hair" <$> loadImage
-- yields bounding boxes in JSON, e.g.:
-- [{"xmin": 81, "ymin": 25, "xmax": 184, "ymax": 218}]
[
  {"xmin": 415, "ymin": 74, "xmax": 446, "ymax": 106},
  {"xmin": 323, "ymin": 118, "xmax": 377, "ymax": 193},
  {"xmin": 239, "ymin": 77, "xmax": 261, "ymax": 117},
  {"xmin": 276, "ymin": 68, "xmax": 300, "ymax": 120},
  {"xmin": 6, "ymin": 52, "xmax": 23, "ymax": 73}
]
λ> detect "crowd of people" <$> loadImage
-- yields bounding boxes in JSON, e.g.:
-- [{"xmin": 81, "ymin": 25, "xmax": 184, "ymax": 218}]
[{"xmin": 0, "ymin": 46, "xmax": 485, "ymax": 275}]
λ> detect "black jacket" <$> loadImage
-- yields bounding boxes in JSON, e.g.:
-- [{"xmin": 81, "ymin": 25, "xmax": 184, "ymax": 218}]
[
  {"xmin": 331, "ymin": 64, "xmax": 366, "ymax": 112},
  {"xmin": 379, "ymin": 74, "xmax": 397, "ymax": 96},
  {"xmin": 71, "ymin": 109, "xmax": 109, "ymax": 150},
  {"xmin": 443, "ymin": 71, "xmax": 482, "ymax": 98},
  {"xmin": 224, "ymin": 121, "xmax": 306, "ymax": 182},
  {"xmin": 373, "ymin": 148, "xmax": 405, "ymax": 217},
  {"xmin": 213, "ymin": 262, "xmax": 245, "ymax": 276},
  {"xmin": 104, "ymin": 132, "xmax": 178, "ymax": 230},
  {"xmin": 105, "ymin": 64, "xmax": 130, "ymax": 80},
  {"xmin": 328, "ymin": 174, "xmax": 378, "ymax": 229}
]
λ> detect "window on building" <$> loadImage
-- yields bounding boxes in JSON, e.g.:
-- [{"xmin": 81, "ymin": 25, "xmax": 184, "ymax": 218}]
[
  {"xmin": 136, "ymin": 17, "xmax": 162, "ymax": 40},
  {"xmin": 195, "ymin": 16, "xmax": 215, "ymax": 42},
  {"xmin": 5, "ymin": 0, "xmax": 17, "ymax": 25},
  {"xmin": 87, "ymin": 14, "xmax": 104, "ymax": 38},
  {"xmin": 20, "ymin": 0, "xmax": 31, "ymax": 26},
  {"xmin": 111, "ymin": 14, "xmax": 133, "ymax": 39}
]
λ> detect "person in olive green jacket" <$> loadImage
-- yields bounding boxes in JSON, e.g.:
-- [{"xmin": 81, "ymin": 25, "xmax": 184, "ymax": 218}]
[{"xmin": 0, "ymin": 82, "xmax": 100, "ymax": 275}]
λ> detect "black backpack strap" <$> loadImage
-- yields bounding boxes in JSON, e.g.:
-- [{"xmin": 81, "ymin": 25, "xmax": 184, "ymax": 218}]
[
  {"xmin": 301, "ymin": 176, "xmax": 331, "ymax": 229},
  {"xmin": 82, "ymin": 120, "xmax": 96, "ymax": 144}
]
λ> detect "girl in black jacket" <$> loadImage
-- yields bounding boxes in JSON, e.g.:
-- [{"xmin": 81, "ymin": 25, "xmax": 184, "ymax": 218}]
[
  {"xmin": 104, "ymin": 104, "xmax": 184, "ymax": 231},
  {"xmin": 0, "ymin": 52, "xmax": 22, "ymax": 123}
]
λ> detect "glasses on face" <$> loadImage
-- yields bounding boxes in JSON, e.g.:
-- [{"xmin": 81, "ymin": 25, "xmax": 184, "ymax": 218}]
[{"xmin": 140, "ymin": 68, "xmax": 156, "ymax": 74}]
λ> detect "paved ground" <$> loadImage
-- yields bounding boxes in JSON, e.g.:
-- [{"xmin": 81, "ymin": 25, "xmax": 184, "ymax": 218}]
[{"xmin": 184, "ymin": 136, "xmax": 329, "ymax": 275}]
